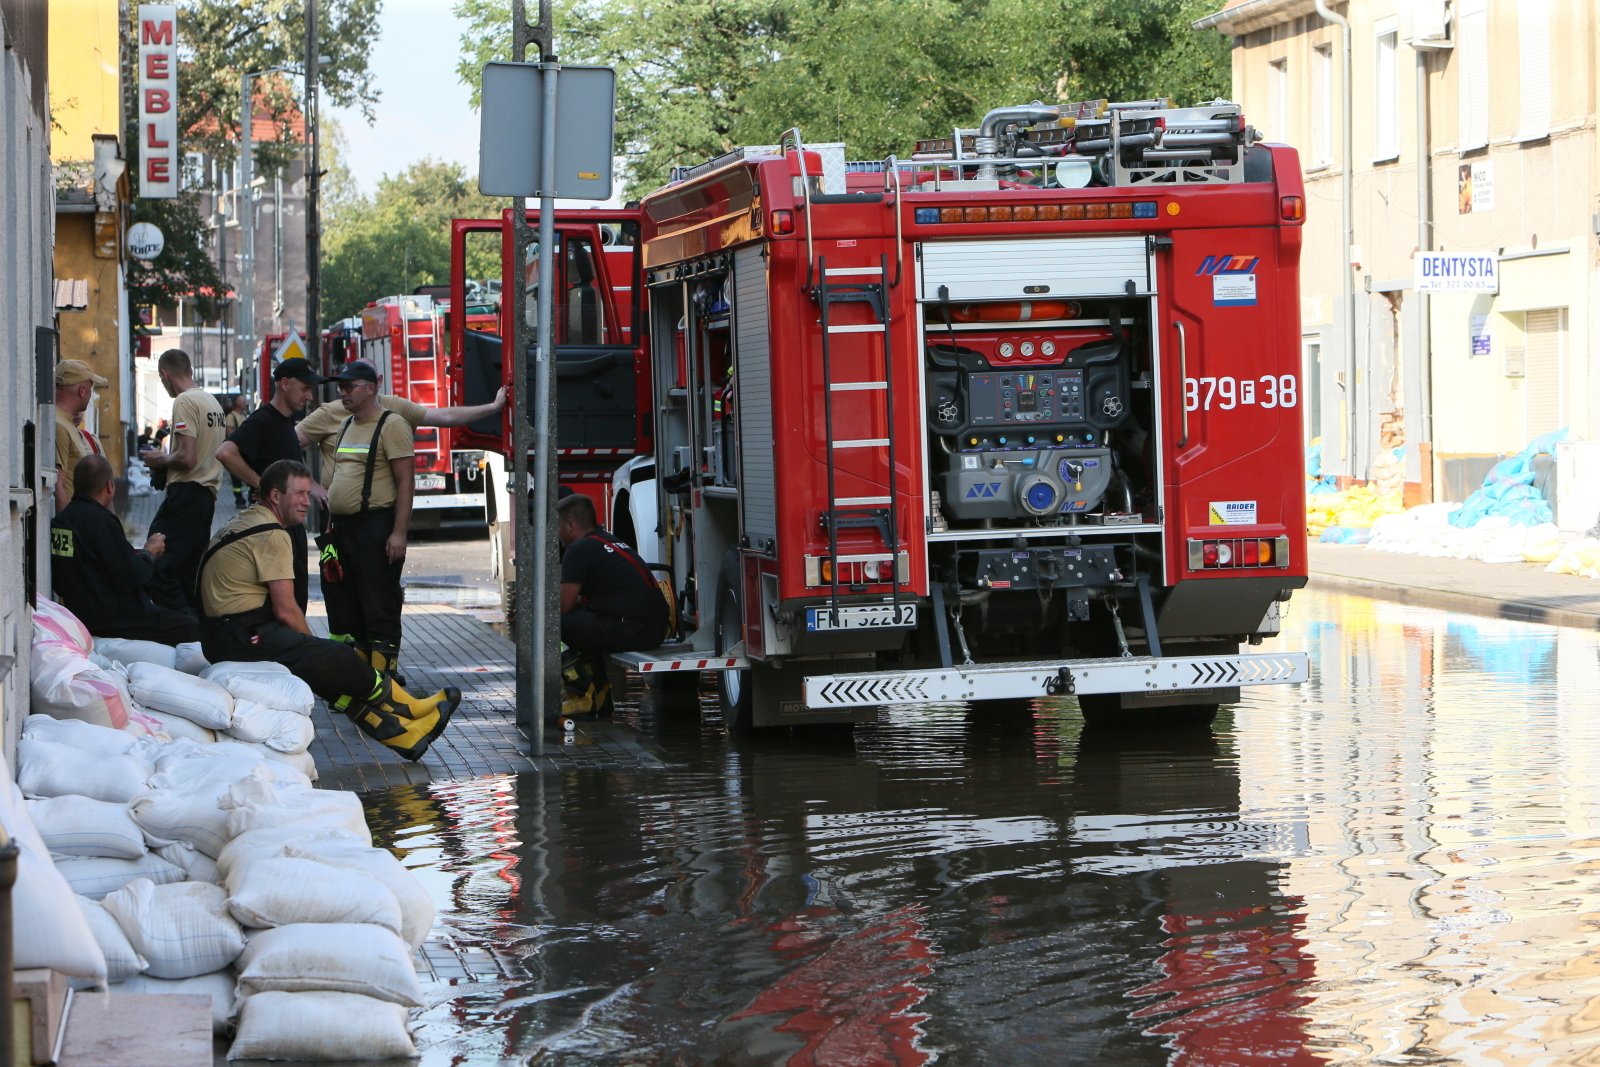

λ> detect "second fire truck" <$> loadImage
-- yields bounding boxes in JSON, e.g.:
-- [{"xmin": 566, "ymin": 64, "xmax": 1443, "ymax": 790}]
[{"xmin": 456, "ymin": 98, "xmax": 1312, "ymax": 729}]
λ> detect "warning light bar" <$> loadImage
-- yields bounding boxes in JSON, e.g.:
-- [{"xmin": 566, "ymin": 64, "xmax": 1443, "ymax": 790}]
[
  {"xmin": 1188, "ymin": 536, "xmax": 1291, "ymax": 571},
  {"xmin": 915, "ymin": 201, "xmax": 1158, "ymax": 225}
]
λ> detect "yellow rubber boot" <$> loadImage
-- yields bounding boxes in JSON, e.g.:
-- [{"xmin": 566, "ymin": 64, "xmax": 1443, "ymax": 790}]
[
  {"xmin": 389, "ymin": 678, "xmax": 461, "ymax": 722},
  {"xmin": 345, "ymin": 679, "xmax": 460, "ymax": 763},
  {"xmin": 370, "ymin": 641, "xmax": 407, "ymax": 688}
]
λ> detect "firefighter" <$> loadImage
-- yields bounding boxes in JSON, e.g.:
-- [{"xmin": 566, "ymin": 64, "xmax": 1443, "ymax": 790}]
[
  {"xmin": 556, "ymin": 492, "xmax": 670, "ymax": 717},
  {"xmin": 139, "ymin": 349, "xmax": 227, "ymax": 615},
  {"xmin": 51, "ymin": 454, "xmax": 199, "ymax": 645},
  {"xmin": 197, "ymin": 459, "xmax": 459, "ymax": 762},
  {"xmin": 223, "ymin": 394, "xmax": 249, "ymax": 508},
  {"xmin": 53, "ymin": 360, "xmax": 106, "ymax": 511}
]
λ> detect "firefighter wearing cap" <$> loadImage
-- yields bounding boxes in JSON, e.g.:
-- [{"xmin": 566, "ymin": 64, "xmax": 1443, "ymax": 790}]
[
  {"xmin": 197, "ymin": 458, "xmax": 459, "ymax": 761},
  {"xmin": 139, "ymin": 349, "xmax": 227, "ymax": 615},
  {"xmin": 297, "ymin": 358, "xmax": 506, "ymax": 684},
  {"xmin": 216, "ymin": 358, "xmax": 327, "ymax": 611},
  {"xmin": 54, "ymin": 359, "xmax": 107, "ymax": 512}
]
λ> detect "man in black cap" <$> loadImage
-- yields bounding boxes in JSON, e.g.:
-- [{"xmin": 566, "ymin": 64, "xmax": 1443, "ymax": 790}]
[{"xmin": 214, "ymin": 358, "xmax": 327, "ymax": 610}]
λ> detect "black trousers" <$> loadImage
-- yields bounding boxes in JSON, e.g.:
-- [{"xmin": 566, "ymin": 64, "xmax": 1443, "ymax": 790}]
[
  {"xmin": 324, "ymin": 508, "xmax": 404, "ymax": 647},
  {"xmin": 96, "ymin": 605, "xmax": 201, "ymax": 646},
  {"xmin": 289, "ymin": 522, "xmax": 309, "ymax": 613},
  {"xmin": 560, "ymin": 606, "xmax": 664, "ymax": 655},
  {"xmin": 200, "ymin": 609, "xmax": 374, "ymax": 704},
  {"xmin": 148, "ymin": 482, "xmax": 215, "ymax": 614}
]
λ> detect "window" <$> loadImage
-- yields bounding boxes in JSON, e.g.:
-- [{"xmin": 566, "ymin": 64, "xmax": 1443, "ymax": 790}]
[
  {"xmin": 1374, "ymin": 22, "xmax": 1398, "ymax": 161},
  {"xmin": 1457, "ymin": 0, "xmax": 1489, "ymax": 150},
  {"xmin": 1312, "ymin": 45, "xmax": 1333, "ymax": 167},
  {"xmin": 1517, "ymin": 0, "xmax": 1550, "ymax": 140},
  {"xmin": 1268, "ymin": 59, "xmax": 1288, "ymax": 144},
  {"xmin": 1303, "ymin": 339, "xmax": 1323, "ymax": 442}
]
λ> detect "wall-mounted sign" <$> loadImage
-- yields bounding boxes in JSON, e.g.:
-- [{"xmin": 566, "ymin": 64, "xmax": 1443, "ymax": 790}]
[
  {"xmin": 1415, "ymin": 252, "xmax": 1499, "ymax": 294},
  {"xmin": 127, "ymin": 222, "xmax": 165, "ymax": 261},
  {"xmin": 1457, "ymin": 161, "xmax": 1494, "ymax": 213},
  {"xmin": 138, "ymin": 4, "xmax": 178, "ymax": 198}
]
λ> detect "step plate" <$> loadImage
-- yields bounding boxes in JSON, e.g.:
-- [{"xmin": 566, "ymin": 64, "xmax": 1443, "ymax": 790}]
[
  {"xmin": 803, "ymin": 652, "xmax": 1309, "ymax": 709},
  {"xmin": 613, "ymin": 650, "xmax": 748, "ymax": 674}
]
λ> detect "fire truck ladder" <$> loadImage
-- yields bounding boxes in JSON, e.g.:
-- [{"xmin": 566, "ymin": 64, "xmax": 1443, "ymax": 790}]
[{"xmin": 813, "ymin": 252, "xmax": 905, "ymax": 622}]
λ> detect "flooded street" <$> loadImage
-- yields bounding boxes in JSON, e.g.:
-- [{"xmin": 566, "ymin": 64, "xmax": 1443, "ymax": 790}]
[{"xmin": 368, "ymin": 588, "xmax": 1600, "ymax": 1065}]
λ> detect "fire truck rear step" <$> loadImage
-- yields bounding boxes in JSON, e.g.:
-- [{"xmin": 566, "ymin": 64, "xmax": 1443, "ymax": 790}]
[
  {"xmin": 613, "ymin": 642, "xmax": 749, "ymax": 675},
  {"xmin": 802, "ymin": 652, "xmax": 1310, "ymax": 709}
]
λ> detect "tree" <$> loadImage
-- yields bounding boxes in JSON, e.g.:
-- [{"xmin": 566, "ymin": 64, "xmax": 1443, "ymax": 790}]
[
  {"xmin": 321, "ymin": 159, "xmax": 508, "ymax": 322},
  {"xmin": 453, "ymin": 0, "xmax": 1232, "ymax": 199}
]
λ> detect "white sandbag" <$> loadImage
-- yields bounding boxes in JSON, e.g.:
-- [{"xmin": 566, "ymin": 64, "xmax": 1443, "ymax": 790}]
[
  {"xmin": 226, "ymin": 700, "xmax": 315, "ymax": 753},
  {"xmin": 260, "ymin": 746, "xmax": 318, "ymax": 781},
  {"xmin": 114, "ymin": 972, "xmax": 235, "ymax": 1036},
  {"xmin": 228, "ymin": 990, "xmax": 414, "ymax": 1061},
  {"xmin": 101, "ymin": 878, "xmax": 246, "ymax": 979},
  {"xmin": 130, "ymin": 788, "xmax": 230, "ymax": 858},
  {"xmin": 31, "ymin": 640, "xmax": 133, "ymax": 729},
  {"xmin": 122, "ymin": 707, "xmax": 168, "ymax": 740},
  {"xmin": 173, "ymin": 641, "xmax": 209, "ymax": 675},
  {"xmin": 78, "ymin": 896, "xmax": 148, "ymax": 982},
  {"xmin": 18, "ymin": 737, "xmax": 150, "ymax": 802},
  {"xmin": 26, "ymin": 795, "xmax": 146, "ymax": 859},
  {"xmin": 34, "ymin": 597, "xmax": 92, "ymax": 652},
  {"xmin": 55, "ymin": 852, "xmax": 186, "ymax": 900},
  {"xmin": 214, "ymin": 672, "xmax": 316, "ymax": 717},
  {"xmin": 136, "ymin": 708, "xmax": 217, "ymax": 744},
  {"xmin": 221, "ymin": 774, "xmax": 367, "ymax": 840},
  {"xmin": 226, "ymin": 856, "xmax": 402, "ymax": 934},
  {"xmin": 91, "ymin": 638, "xmax": 178, "ymax": 671},
  {"xmin": 215, "ymin": 827, "xmax": 369, "ymax": 884},
  {"xmin": 0, "ymin": 764, "xmax": 107, "ymax": 982},
  {"xmin": 285, "ymin": 840, "xmax": 435, "ymax": 949},
  {"xmin": 125, "ymin": 661, "xmax": 234, "ymax": 730},
  {"xmin": 234, "ymin": 923, "xmax": 423, "ymax": 1006},
  {"xmin": 87, "ymin": 651, "xmax": 117, "ymax": 670},
  {"xmin": 155, "ymin": 842, "xmax": 221, "ymax": 884},
  {"xmin": 200, "ymin": 659, "xmax": 291, "ymax": 681},
  {"xmin": 151, "ymin": 739, "xmax": 310, "ymax": 792},
  {"xmin": 23, "ymin": 714, "xmax": 140, "ymax": 757}
]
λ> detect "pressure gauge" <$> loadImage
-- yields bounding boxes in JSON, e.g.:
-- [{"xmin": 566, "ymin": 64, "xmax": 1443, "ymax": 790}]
[
  {"xmin": 1040, "ymin": 339, "xmax": 1056, "ymax": 356},
  {"xmin": 1020, "ymin": 341, "xmax": 1035, "ymax": 357},
  {"xmin": 998, "ymin": 342, "xmax": 1015, "ymax": 358}
]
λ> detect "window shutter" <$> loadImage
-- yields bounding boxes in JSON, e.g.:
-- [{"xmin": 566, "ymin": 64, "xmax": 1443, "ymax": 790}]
[
  {"xmin": 1517, "ymin": 0, "xmax": 1551, "ymax": 140},
  {"xmin": 1457, "ymin": 0, "xmax": 1489, "ymax": 150},
  {"xmin": 1523, "ymin": 309, "xmax": 1564, "ymax": 439}
]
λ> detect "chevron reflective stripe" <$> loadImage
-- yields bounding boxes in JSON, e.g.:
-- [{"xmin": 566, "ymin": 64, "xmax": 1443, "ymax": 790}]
[{"xmin": 804, "ymin": 652, "xmax": 1310, "ymax": 708}]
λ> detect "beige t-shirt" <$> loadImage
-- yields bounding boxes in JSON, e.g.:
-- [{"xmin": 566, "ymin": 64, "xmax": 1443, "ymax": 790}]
[
  {"xmin": 300, "ymin": 396, "xmax": 426, "ymax": 486},
  {"xmin": 327, "ymin": 410, "xmax": 416, "ymax": 516},
  {"xmin": 54, "ymin": 408, "xmax": 100, "ymax": 499},
  {"xmin": 199, "ymin": 504, "xmax": 293, "ymax": 617},
  {"xmin": 167, "ymin": 387, "xmax": 226, "ymax": 495}
]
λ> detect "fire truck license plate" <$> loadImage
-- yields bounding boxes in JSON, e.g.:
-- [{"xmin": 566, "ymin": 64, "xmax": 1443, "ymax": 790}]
[
  {"xmin": 805, "ymin": 605, "xmax": 918, "ymax": 632},
  {"xmin": 414, "ymin": 474, "xmax": 447, "ymax": 492}
]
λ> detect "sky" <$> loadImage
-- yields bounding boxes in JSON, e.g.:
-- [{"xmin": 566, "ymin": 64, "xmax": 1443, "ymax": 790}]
[{"xmin": 326, "ymin": 0, "xmax": 480, "ymax": 195}]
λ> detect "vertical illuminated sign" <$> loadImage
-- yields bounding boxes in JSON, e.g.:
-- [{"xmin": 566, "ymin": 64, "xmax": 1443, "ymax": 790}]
[{"xmin": 138, "ymin": 4, "xmax": 178, "ymax": 198}]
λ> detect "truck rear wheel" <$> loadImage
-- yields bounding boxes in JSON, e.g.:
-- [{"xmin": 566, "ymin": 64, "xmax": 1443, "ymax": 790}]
[
  {"xmin": 715, "ymin": 558, "xmax": 753, "ymax": 733},
  {"xmin": 1078, "ymin": 693, "xmax": 1219, "ymax": 730}
]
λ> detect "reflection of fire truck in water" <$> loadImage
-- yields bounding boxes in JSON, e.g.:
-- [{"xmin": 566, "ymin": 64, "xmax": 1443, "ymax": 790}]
[{"xmin": 454, "ymin": 98, "xmax": 1313, "ymax": 730}]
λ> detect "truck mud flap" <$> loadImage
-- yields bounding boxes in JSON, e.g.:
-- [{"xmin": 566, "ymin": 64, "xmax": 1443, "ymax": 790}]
[{"xmin": 802, "ymin": 652, "xmax": 1308, "ymax": 709}]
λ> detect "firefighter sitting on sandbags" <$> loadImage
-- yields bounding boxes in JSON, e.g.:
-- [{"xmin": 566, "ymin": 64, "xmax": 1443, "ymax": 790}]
[{"xmin": 195, "ymin": 458, "xmax": 460, "ymax": 762}]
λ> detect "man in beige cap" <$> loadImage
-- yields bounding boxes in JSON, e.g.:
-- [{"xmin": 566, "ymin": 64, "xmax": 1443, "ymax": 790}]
[{"xmin": 54, "ymin": 359, "xmax": 107, "ymax": 511}]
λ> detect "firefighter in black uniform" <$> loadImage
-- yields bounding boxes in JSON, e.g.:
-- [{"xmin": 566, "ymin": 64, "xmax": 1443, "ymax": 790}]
[
  {"xmin": 50, "ymin": 454, "xmax": 200, "ymax": 645},
  {"xmin": 557, "ymin": 492, "xmax": 670, "ymax": 716},
  {"xmin": 196, "ymin": 459, "xmax": 460, "ymax": 762}
]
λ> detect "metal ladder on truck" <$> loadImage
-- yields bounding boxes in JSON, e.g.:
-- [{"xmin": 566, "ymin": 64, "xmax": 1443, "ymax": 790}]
[{"xmin": 782, "ymin": 128, "xmax": 910, "ymax": 626}]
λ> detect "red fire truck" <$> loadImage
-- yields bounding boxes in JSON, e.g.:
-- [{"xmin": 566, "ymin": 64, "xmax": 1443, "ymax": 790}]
[{"xmin": 456, "ymin": 99, "xmax": 1311, "ymax": 729}]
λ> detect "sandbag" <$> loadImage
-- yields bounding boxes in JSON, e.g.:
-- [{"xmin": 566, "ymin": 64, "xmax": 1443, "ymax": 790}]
[
  {"xmin": 26, "ymin": 795, "xmax": 146, "ymax": 859},
  {"xmin": 213, "ymin": 672, "xmax": 316, "ymax": 717},
  {"xmin": 234, "ymin": 923, "xmax": 423, "ymax": 1006},
  {"xmin": 155, "ymin": 842, "xmax": 221, "ymax": 884},
  {"xmin": 101, "ymin": 878, "xmax": 246, "ymax": 979},
  {"xmin": 215, "ymin": 827, "xmax": 370, "ymax": 885},
  {"xmin": 137, "ymin": 707, "xmax": 218, "ymax": 744},
  {"xmin": 200, "ymin": 660, "xmax": 291, "ymax": 681},
  {"xmin": 34, "ymin": 597, "xmax": 92, "ymax": 652},
  {"xmin": 129, "ymin": 788, "xmax": 231, "ymax": 858},
  {"xmin": 285, "ymin": 840, "xmax": 435, "ymax": 949},
  {"xmin": 78, "ymin": 896, "xmax": 149, "ymax": 983},
  {"xmin": 18, "ymin": 737, "xmax": 150, "ymax": 802},
  {"xmin": 173, "ymin": 641, "xmax": 209, "ymax": 675},
  {"xmin": 114, "ymin": 972, "xmax": 235, "ymax": 1036},
  {"xmin": 31, "ymin": 640, "xmax": 133, "ymax": 729},
  {"xmin": 151, "ymin": 739, "xmax": 310, "ymax": 792},
  {"xmin": 23, "ymin": 714, "xmax": 140, "ymax": 757},
  {"xmin": 91, "ymin": 638, "xmax": 178, "ymax": 671},
  {"xmin": 228, "ymin": 990, "xmax": 415, "ymax": 1061},
  {"xmin": 55, "ymin": 852, "xmax": 186, "ymax": 900},
  {"xmin": 226, "ymin": 700, "xmax": 315, "ymax": 753},
  {"xmin": 225, "ymin": 856, "xmax": 402, "ymax": 934},
  {"xmin": 260, "ymin": 746, "xmax": 318, "ymax": 782},
  {"xmin": 0, "ymin": 764, "xmax": 107, "ymax": 982},
  {"xmin": 126, "ymin": 661, "xmax": 234, "ymax": 730},
  {"xmin": 221, "ymin": 774, "xmax": 367, "ymax": 840}
]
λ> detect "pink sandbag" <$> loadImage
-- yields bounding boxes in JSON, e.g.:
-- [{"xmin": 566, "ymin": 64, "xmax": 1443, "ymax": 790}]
[
  {"xmin": 31, "ymin": 639, "xmax": 131, "ymax": 729},
  {"xmin": 33, "ymin": 598, "xmax": 92, "ymax": 654}
]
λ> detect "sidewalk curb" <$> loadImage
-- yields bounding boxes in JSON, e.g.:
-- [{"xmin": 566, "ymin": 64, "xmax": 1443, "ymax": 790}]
[{"xmin": 1309, "ymin": 572, "xmax": 1600, "ymax": 632}]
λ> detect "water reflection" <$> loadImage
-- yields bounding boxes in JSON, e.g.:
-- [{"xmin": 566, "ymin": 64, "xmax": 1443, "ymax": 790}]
[{"xmin": 366, "ymin": 587, "xmax": 1600, "ymax": 1066}]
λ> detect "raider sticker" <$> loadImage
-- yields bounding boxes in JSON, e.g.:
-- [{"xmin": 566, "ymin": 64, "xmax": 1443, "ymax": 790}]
[{"xmin": 1209, "ymin": 500, "xmax": 1258, "ymax": 525}]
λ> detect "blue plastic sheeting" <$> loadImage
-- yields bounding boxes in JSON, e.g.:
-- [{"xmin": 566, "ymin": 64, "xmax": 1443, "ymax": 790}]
[
  {"xmin": 1319, "ymin": 525, "xmax": 1374, "ymax": 544},
  {"xmin": 1448, "ymin": 429, "xmax": 1568, "ymax": 528}
]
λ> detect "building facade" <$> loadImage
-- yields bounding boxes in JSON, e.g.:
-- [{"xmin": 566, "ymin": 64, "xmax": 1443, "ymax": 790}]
[{"xmin": 1198, "ymin": 0, "xmax": 1599, "ymax": 520}]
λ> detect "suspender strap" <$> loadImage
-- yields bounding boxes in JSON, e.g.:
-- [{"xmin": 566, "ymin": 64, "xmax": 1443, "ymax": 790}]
[
  {"xmin": 195, "ymin": 522, "xmax": 282, "ymax": 609},
  {"xmin": 586, "ymin": 530, "xmax": 658, "ymax": 592},
  {"xmin": 333, "ymin": 410, "xmax": 395, "ymax": 514}
]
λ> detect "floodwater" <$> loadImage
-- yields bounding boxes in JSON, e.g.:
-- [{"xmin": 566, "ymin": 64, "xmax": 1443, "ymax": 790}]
[{"xmin": 366, "ymin": 589, "xmax": 1600, "ymax": 1066}]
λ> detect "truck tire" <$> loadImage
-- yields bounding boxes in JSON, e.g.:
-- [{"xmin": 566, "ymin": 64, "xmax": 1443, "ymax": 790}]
[
  {"xmin": 1078, "ymin": 693, "xmax": 1219, "ymax": 730},
  {"xmin": 714, "ymin": 565, "xmax": 753, "ymax": 733}
]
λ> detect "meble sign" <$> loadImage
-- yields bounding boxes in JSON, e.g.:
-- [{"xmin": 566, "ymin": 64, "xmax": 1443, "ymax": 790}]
[
  {"xmin": 138, "ymin": 4, "xmax": 178, "ymax": 199},
  {"xmin": 1414, "ymin": 252, "xmax": 1498, "ymax": 294}
]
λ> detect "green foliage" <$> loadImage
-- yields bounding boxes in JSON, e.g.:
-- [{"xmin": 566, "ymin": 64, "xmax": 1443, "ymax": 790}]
[
  {"xmin": 321, "ymin": 159, "xmax": 508, "ymax": 322},
  {"xmin": 126, "ymin": 195, "xmax": 229, "ymax": 321},
  {"xmin": 453, "ymin": 0, "xmax": 1232, "ymax": 199}
]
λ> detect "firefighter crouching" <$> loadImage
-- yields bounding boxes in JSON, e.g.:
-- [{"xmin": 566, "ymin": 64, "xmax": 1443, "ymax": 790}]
[{"xmin": 197, "ymin": 459, "xmax": 460, "ymax": 762}]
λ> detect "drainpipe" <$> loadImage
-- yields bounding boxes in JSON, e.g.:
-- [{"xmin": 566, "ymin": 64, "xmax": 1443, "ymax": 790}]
[
  {"xmin": 1315, "ymin": 0, "xmax": 1356, "ymax": 478},
  {"xmin": 1416, "ymin": 49, "xmax": 1434, "ymax": 499}
]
